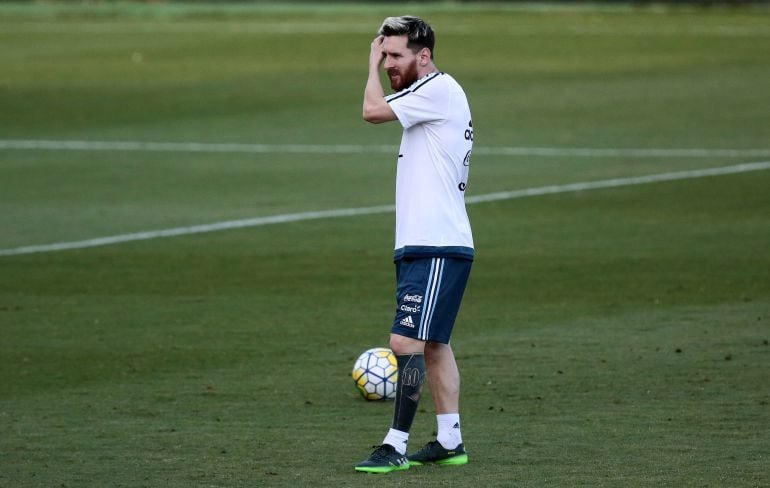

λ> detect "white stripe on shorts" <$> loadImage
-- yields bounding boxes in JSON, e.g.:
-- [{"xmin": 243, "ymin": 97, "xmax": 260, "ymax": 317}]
[{"xmin": 419, "ymin": 258, "xmax": 445, "ymax": 341}]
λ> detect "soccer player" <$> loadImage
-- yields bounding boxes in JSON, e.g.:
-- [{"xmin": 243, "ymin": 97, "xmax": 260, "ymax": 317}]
[{"xmin": 354, "ymin": 15, "xmax": 474, "ymax": 474}]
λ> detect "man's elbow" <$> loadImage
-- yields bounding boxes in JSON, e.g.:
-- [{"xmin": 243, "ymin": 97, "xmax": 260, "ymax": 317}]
[
  {"xmin": 362, "ymin": 106, "xmax": 386, "ymax": 124},
  {"xmin": 363, "ymin": 99, "xmax": 397, "ymax": 124}
]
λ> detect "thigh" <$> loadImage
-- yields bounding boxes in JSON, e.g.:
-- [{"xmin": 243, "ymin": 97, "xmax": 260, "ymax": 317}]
[{"xmin": 391, "ymin": 257, "xmax": 472, "ymax": 343}]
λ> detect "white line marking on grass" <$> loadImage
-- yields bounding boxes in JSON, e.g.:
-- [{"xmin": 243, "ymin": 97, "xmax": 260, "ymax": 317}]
[
  {"xmin": 0, "ymin": 139, "xmax": 395, "ymax": 155},
  {"xmin": 1, "ymin": 161, "xmax": 768, "ymax": 257},
  {"xmin": 474, "ymin": 147, "xmax": 770, "ymax": 159},
  {"xmin": 465, "ymin": 161, "xmax": 770, "ymax": 204},
  {"xmin": 2, "ymin": 139, "xmax": 770, "ymax": 158},
  {"xmin": 0, "ymin": 205, "xmax": 396, "ymax": 257}
]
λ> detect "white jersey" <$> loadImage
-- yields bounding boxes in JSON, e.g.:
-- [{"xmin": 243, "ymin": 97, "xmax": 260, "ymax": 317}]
[{"xmin": 386, "ymin": 71, "xmax": 474, "ymax": 261}]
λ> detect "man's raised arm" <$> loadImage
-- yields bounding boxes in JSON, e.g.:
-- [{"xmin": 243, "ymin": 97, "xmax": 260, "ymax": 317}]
[{"xmin": 363, "ymin": 36, "xmax": 397, "ymax": 124}]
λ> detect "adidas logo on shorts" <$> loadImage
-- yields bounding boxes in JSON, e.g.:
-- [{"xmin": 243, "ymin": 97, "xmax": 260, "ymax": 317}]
[{"xmin": 399, "ymin": 315, "xmax": 416, "ymax": 328}]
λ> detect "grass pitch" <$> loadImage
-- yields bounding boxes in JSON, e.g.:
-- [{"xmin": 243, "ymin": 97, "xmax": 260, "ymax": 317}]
[{"xmin": 1, "ymin": 3, "xmax": 769, "ymax": 487}]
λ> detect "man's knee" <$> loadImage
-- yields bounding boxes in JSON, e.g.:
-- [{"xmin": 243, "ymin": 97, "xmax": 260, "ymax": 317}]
[
  {"xmin": 425, "ymin": 341, "xmax": 453, "ymax": 360},
  {"xmin": 389, "ymin": 333, "xmax": 425, "ymax": 355}
]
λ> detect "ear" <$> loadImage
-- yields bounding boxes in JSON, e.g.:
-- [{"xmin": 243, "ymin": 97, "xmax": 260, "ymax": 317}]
[{"xmin": 419, "ymin": 47, "xmax": 432, "ymax": 66}]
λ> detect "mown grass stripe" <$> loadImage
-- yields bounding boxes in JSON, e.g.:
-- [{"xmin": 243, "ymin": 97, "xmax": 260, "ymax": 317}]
[
  {"xmin": 2, "ymin": 161, "xmax": 768, "ymax": 257},
  {"xmin": 1, "ymin": 139, "xmax": 769, "ymax": 158}
]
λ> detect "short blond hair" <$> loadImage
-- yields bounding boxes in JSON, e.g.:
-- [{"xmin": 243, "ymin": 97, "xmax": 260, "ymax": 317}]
[{"xmin": 378, "ymin": 16, "xmax": 435, "ymax": 59}]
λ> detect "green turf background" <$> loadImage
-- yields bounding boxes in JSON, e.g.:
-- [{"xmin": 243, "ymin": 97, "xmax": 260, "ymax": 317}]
[{"xmin": 1, "ymin": 3, "xmax": 768, "ymax": 487}]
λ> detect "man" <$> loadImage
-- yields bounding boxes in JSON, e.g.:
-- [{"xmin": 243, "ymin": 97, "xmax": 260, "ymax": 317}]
[{"xmin": 355, "ymin": 15, "xmax": 475, "ymax": 474}]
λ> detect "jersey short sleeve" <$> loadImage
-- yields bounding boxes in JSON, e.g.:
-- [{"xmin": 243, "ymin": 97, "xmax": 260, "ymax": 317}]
[{"xmin": 385, "ymin": 72, "xmax": 448, "ymax": 130}]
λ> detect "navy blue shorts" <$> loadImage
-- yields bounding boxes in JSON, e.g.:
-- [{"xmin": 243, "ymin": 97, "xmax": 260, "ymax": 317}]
[{"xmin": 391, "ymin": 257, "xmax": 472, "ymax": 344}]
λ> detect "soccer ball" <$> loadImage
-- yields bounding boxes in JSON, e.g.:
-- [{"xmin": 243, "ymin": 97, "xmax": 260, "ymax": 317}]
[{"xmin": 352, "ymin": 347, "xmax": 398, "ymax": 401}]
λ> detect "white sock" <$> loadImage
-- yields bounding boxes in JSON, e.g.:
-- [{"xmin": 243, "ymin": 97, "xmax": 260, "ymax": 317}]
[
  {"xmin": 383, "ymin": 428, "xmax": 409, "ymax": 455},
  {"xmin": 436, "ymin": 413, "xmax": 462, "ymax": 449}
]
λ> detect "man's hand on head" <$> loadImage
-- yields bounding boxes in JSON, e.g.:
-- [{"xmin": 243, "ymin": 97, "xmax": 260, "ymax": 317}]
[{"xmin": 370, "ymin": 35, "xmax": 386, "ymax": 69}]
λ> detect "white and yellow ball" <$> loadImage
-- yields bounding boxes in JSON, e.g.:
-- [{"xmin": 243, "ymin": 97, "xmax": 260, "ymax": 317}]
[{"xmin": 352, "ymin": 347, "xmax": 398, "ymax": 401}]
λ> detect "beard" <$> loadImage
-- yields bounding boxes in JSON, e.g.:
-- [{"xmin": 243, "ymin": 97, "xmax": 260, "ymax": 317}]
[{"xmin": 387, "ymin": 61, "xmax": 419, "ymax": 91}]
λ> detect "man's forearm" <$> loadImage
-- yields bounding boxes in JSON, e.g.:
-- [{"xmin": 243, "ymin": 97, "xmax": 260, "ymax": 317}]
[
  {"xmin": 363, "ymin": 69, "xmax": 392, "ymax": 123},
  {"xmin": 363, "ymin": 40, "xmax": 397, "ymax": 124}
]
